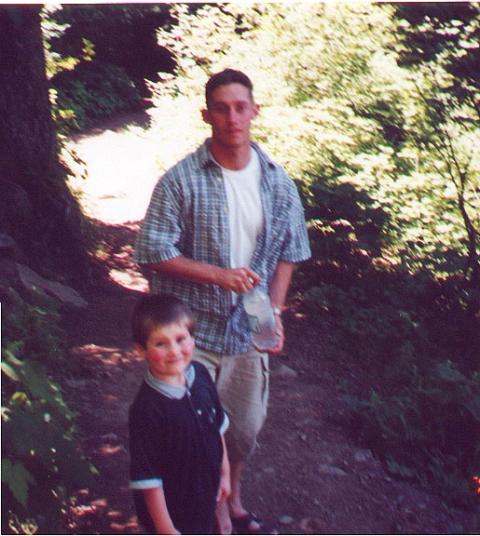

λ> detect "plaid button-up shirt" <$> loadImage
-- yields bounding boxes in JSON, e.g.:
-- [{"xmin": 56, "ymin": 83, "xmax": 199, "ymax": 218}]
[{"xmin": 134, "ymin": 139, "xmax": 311, "ymax": 354}]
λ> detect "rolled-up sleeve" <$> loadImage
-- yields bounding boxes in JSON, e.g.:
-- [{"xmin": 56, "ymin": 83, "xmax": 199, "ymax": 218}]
[
  {"xmin": 279, "ymin": 185, "xmax": 311, "ymax": 263},
  {"xmin": 134, "ymin": 175, "xmax": 184, "ymax": 265}
]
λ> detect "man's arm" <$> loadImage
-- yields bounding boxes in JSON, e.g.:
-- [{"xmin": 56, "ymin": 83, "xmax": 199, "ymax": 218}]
[
  {"xmin": 270, "ymin": 261, "xmax": 295, "ymax": 311},
  {"xmin": 267, "ymin": 261, "xmax": 296, "ymax": 354},
  {"xmin": 143, "ymin": 487, "xmax": 180, "ymax": 535},
  {"xmin": 146, "ymin": 256, "xmax": 261, "ymax": 294}
]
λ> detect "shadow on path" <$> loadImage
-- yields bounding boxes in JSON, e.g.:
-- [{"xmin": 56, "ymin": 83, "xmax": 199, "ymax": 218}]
[
  {"xmin": 70, "ymin": 108, "xmax": 152, "ymax": 143},
  {"xmin": 63, "ymin": 221, "xmax": 147, "ymax": 534}
]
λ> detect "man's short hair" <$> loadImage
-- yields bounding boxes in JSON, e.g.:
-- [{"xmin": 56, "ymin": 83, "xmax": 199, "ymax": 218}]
[
  {"xmin": 205, "ymin": 68, "xmax": 254, "ymax": 107},
  {"xmin": 131, "ymin": 294, "xmax": 196, "ymax": 348}
]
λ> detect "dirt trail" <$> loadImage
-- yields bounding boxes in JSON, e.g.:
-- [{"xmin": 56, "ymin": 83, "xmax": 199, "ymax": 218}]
[{"xmin": 63, "ymin": 113, "xmax": 476, "ymax": 534}]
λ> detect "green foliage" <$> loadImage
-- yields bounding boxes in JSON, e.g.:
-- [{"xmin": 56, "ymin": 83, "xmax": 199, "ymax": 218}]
[
  {"xmin": 41, "ymin": 4, "xmax": 80, "ymax": 79},
  {"xmin": 346, "ymin": 361, "xmax": 480, "ymax": 505},
  {"xmin": 305, "ymin": 273, "xmax": 480, "ymax": 504},
  {"xmin": 43, "ymin": 4, "xmax": 173, "ymax": 97},
  {"xmin": 2, "ymin": 289, "xmax": 64, "ymax": 368},
  {"xmin": 52, "ymin": 61, "xmax": 141, "ymax": 131},
  {"xmin": 42, "ymin": 5, "xmax": 149, "ymax": 132},
  {"xmin": 395, "ymin": 2, "xmax": 480, "ymax": 98},
  {"xmin": 393, "ymin": 4, "xmax": 480, "ymax": 289},
  {"xmin": 2, "ymin": 291, "xmax": 96, "ymax": 533}
]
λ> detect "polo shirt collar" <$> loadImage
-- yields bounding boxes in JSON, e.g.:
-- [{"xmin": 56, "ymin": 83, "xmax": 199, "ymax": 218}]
[{"xmin": 145, "ymin": 363, "xmax": 195, "ymax": 399}]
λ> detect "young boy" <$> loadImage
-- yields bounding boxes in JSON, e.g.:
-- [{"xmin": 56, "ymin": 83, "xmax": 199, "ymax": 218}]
[{"xmin": 129, "ymin": 294, "xmax": 230, "ymax": 535}]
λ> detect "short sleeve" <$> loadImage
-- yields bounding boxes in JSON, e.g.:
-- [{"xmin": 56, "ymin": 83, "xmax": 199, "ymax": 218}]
[
  {"xmin": 279, "ymin": 182, "xmax": 311, "ymax": 263},
  {"xmin": 134, "ymin": 174, "xmax": 184, "ymax": 265}
]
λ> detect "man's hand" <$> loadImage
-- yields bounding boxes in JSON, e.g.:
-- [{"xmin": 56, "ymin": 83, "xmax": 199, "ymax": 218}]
[{"xmin": 218, "ymin": 267, "xmax": 260, "ymax": 294}]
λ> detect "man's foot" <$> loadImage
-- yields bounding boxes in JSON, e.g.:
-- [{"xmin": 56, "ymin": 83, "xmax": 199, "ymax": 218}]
[{"xmin": 231, "ymin": 512, "xmax": 264, "ymax": 535}]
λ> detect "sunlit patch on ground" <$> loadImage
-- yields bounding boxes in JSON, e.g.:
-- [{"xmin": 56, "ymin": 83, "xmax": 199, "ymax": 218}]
[
  {"xmin": 100, "ymin": 444, "xmax": 123, "ymax": 455},
  {"xmin": 68, "ymin": 116, "xmax": 161, "ymax": 225},
  {"xmin": 109, "ymin": 267, "xmax": 148, "ymax": 292},
  {"xmin": 68, "ymin": 491, "xmax": 140, "ymax": 534},
  {"xmin": 88, "ymin": 222, "xmax": 149, "ymax": 293},
  {"xmin": 473, "ymin": 475, "xmax": 480, "ymax": 495},
  {"xmin": 65, "ymin": 337, "xmax": 145, "ymax": 534},
  {"xmin": 71, "ymin": 343, "xmax": 123, "ymax": 359},
  {"xmin": 70, "ymin": 344, "xmax": 143, "ymax": 366}
]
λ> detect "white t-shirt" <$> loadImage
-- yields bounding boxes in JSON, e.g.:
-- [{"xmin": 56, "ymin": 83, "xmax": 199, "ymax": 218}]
[{"xmin": 220, "ymin": 150, "xmax": 263, "ymax": 301}]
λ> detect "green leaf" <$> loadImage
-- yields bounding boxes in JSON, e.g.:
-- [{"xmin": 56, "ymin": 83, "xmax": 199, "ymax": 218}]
[
  {"xmin": 1, "ymin": 459, "xmax": 36, "ymax": 507},
  {"xmin": 54, "ymin": 441, "xmax": 98, "ymax": 489},
  {"xmin": 20, "ymin": 361, "xmax": 72, "ymax": 417},
  {"xmin": 1, "ymin": 458, "xmax": 12, "ymax": 480},
  {"xmin": 11, "ymin": 391, "xmax": 29, "ymax": 405},
  {"xmin": 1, "ymin": 361, "xmax": 20, "ymax": 381}
]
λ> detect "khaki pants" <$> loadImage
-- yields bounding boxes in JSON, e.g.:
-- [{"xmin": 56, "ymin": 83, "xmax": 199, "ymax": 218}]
[{"xmin": 193, "ymin": 348, "xmax": 269, "ymax": 463}]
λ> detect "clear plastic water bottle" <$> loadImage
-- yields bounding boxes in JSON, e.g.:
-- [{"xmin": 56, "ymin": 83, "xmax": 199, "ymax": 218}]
[{"xmin": 243, "ymin": 287, "xmax": 279, "ymax": 351}]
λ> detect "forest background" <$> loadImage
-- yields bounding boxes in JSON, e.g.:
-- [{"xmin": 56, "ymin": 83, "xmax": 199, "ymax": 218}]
[{"xmin": 1, "ymin": 2, "xmax": 479, "ymax": 534}]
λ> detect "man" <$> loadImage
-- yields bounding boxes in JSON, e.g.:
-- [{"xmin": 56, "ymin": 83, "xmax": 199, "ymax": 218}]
[{"xmin": 135, "ymin": 68, "xmax": 311, "ymax": 534}]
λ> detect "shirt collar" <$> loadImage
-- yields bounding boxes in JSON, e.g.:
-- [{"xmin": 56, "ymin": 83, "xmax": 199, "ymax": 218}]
[
  {"xmin": 197, "ymin": 138, "xmax": 277, "ymax": 171},
  {"xmin": 144, "ymin": 363, "xmax": 195, "ymax": 399}
]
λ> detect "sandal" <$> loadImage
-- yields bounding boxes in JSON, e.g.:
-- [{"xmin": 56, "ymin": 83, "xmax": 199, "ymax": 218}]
[{"xmin": 231, "ymin": 512, "xmax": 265, "ymax": 535}]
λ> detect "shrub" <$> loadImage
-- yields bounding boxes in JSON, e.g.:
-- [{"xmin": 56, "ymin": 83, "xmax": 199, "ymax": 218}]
[
  {"xmin": 304, "ymin": 276, "xmax": 480, "ymax": 505},
  {"xmin": 52, "ymin": 61, "xmax": 141, "ymax": 130},
  {"xmin": 1, "ymin": 289, "xmax": 97, "ymax": 534},
  {"xmin": 346, "ymin": 361, "xmax": 480, "ymax": 505}
]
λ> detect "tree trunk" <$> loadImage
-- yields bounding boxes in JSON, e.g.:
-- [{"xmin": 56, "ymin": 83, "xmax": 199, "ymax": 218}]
[
  {"xmin": 0, "ymin": 6, "xmax": 57, "ymax": 189},
  {"xmin": 0, "ymin": 6, "xmax": 88, "ymax": 277}
]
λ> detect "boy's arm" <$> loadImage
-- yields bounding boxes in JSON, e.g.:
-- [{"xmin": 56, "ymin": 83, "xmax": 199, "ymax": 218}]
[
  {"xmin": 216, "ymin": 433, "xmax": 231, "ymax": 503},
  {"xmin": 143, "ymin": 487, "xmax": 180, "ymax": 535}
]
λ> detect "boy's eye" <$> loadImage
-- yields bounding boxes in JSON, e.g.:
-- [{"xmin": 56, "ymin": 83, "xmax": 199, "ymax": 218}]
[{"xmin": 176, "ymin": 335, "xmax": 187, "ymax": 344}]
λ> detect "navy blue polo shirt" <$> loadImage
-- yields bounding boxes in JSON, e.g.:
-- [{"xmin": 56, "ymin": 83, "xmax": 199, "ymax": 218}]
[{"xmin": 129, "ymin": 362, "xmax": 228, "ymax": 534}]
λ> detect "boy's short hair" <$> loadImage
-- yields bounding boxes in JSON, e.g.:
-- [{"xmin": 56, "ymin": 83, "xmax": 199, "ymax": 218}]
[
  {"xmin": 205, "ymin": 68, "xmax": 254, "ymax": 107},
  {"xmin": 131, "ymin": 294, "xmax": 196, "ymax": 348}
]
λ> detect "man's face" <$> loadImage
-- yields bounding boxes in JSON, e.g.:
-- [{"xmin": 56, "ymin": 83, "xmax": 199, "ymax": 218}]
[{"xmin": 202, "ymin": 83, "xmax": 259, "ymax": 150}]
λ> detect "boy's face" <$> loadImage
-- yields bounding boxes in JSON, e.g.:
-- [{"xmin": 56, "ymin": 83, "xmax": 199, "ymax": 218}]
[
  {"xmin": 137, "ymin": 321, "xmax": 194, "ymax": 385},
  {"xmin": 202, "ymin": 83, "xmax": 259, "ymax": 150}
]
